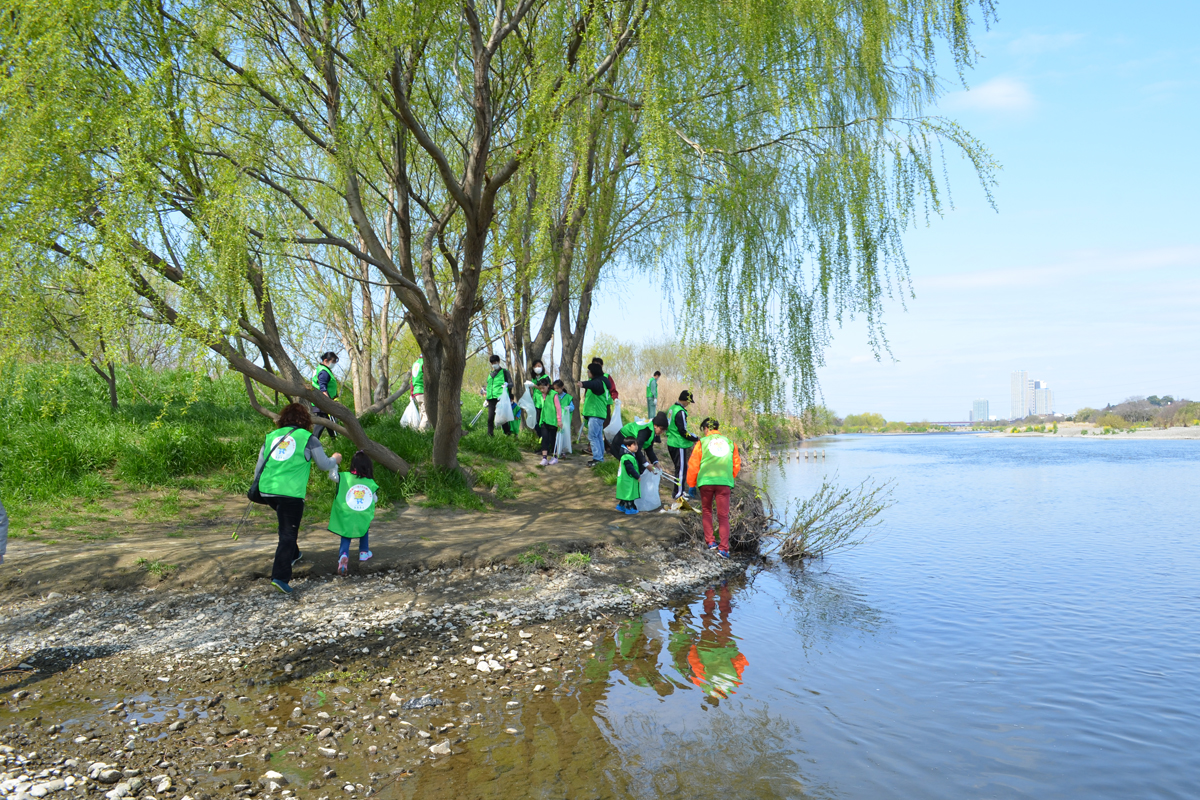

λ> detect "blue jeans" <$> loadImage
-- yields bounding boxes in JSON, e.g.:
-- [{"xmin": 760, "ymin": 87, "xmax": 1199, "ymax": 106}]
[
  {"xmin": 587, "ymin": 416, "xmax": 606, "ymax": 462},
  {"xmin": 339, "ymin": 532, "xmax": 370, "ymax": 558}
]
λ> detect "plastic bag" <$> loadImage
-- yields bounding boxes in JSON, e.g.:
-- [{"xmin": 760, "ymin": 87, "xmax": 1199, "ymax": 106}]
[
  {"xmin": 400, "ymin": 398, "xmax": 420, "ymax": 428},
  {"xmin": 603, "ymin": 399, "xmax": 623, "ymax": 442},
  {"xmin": 517, "ymin": 384, "xmax": 538, "ymax": 430},
  {"xmin": 635, "ymin": 467, "xmax": 662, "ymax": 512},
  {"xmin": 494, "ymin": 386, "xmax": 515, "ymax": 425},
  {"xmin": 555, "ymin": 425, "xmax": 573, "ymax": 456}
]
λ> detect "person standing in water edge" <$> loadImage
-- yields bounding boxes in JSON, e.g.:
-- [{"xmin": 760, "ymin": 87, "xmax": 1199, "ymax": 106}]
[
  {"xmin": 329, "ymin": 451, "xmax": 379, "ymax": 576},
  {"xmin": 686, "ymin": 418, "xmax": 741, "ymax": 558},
  {"xmin": 253, "ymin": 403, "xmax": 342, "ymax": 593}
]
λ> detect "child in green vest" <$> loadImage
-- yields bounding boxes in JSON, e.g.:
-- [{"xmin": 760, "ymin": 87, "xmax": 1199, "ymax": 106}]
[
  {"xmin": 537, "ymin": 378, "xmax": 565, "ymax": 466},
  {"xmin": 616, "ymin": 441, "xmax": 643, "ymax": 514},
  {"xmin": 329, "ymin": 451, "xmax": 380, "ymax": 576}
]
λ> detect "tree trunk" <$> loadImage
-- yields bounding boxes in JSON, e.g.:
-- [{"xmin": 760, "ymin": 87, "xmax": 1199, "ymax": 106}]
[{"xmin": 104, "ymin": 362, "xmax": 118, "ymax": 410}]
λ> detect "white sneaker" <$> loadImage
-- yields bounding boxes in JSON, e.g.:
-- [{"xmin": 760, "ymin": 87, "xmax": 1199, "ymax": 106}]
[
  {"xmin": 359, "ymin": 550, "xmax": 373, "ymax": 562},
  {"xmin": 539, "ymin": 457, "xmax": 548, "ymax": 466},
  {"xmin": 548, "ymin": 457, "xmax": 559, "ymax": 465}
]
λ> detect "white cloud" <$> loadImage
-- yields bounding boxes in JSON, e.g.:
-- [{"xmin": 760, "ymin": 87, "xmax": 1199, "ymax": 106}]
[
  {"xmin": 941, "ymin": 76, "xmax": 1036, "ymax": 114},
  {"xmin": 1007, "ymin": 32, "xmax": 1084, "ymax": 56}
]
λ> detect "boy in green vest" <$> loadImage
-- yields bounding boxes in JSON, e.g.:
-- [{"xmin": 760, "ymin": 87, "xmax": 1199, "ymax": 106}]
[
  {"xmin": 485, "ymin": 354, "xmax": 516, "ymax": 437},
  {"xmin": 647, "ymin": 371, "xmax": 660, "ymax": 418},
  {"xmin": 311, "ymin": 351, "xmax": 340, "ymax": 440},
  {"xmin": 616, "ymin": 441, "xmax": 643, "ymax": 514},
  {"xmin": 666, "ymin": 391, "xmax": 701, "ymax": 501},
  {"xmin": 686, "ymin": 418, "xmax": 741, "ymax": 558},
  {"xmin": 329, "ymin": 451, "xmax": 379, "ymax": 576}
]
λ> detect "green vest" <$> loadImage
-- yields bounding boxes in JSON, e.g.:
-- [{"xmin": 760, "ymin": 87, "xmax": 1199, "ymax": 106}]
[
  {"xmin": 486, "ymin": 368, "xmax": 508, "ymax": 400},
  {"xmin": 312, "ymin": 365, "xmax": 339, "ymax": 399},
  {"xmin": 328, "ymin": 473, "xmax": 379, "ymax": 539},
  {"xmin": 604, "ymin": 373, "xmax": 615, "ymax": 404},
  {"xmin": 666, "ymin": 403, "xmax": 690, "ymax": 448},
  {"xmin": 646, "ymin": 377, "xmax": 658, "ymax": 399},
  {"xmin": 582, "ymin": 379, "xmax": 610, "ymax": 418},
  {"xmin": 616, "ymin": 453, "xmax": 641, "ymax": 501},
  {"xmin": 620, "ymin": 420, "xmax": 654, "ymax": 444},
  {"xmin": 258, "ymin": 427, "xmax": 313, "ymax": 498},
  {"xmin": 696, "ymin": 434, "xmax": 735, "ymax": 488},
  {"xmin": 539, "ymin": 392, "xmax": 562, "ymax": 427},
  {"xmin": 411, "ymin": 358, "xmax": 424, "ymax": 394}
]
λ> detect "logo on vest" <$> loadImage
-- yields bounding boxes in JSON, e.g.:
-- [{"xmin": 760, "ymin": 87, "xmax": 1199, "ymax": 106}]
[
  {"xmin": 707, "ymin": 437, "xmax": 731, "ymax": 457},
  {"xmin": 346, "ymin": 484, "xmax": 375, "ymax": 512},
  {"xmin": 270, "ymin": 436, "xmax": 297, "ymax": 461}
]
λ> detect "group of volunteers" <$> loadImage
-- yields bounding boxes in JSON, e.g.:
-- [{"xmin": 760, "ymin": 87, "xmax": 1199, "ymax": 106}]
[{"xmin": 250, "ymin": 350, "xmax": 740, "ymax": 594}]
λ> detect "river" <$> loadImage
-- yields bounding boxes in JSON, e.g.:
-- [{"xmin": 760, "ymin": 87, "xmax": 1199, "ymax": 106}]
[{"xmin": 416, "ymin": 434, "xmax": 1200, "ymax": 799}]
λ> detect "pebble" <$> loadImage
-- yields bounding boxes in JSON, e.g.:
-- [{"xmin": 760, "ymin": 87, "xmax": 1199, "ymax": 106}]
[
  {"xmin": 429, "ymin": 741, "xmax": 452, "ymax": 756},
  {"xmin": 534, "ymin": 684, "xmax": 546, "ymax": 692},
  {"xmin": 317, "ymin": 747, "xmax": 337, "ymax": 758}
]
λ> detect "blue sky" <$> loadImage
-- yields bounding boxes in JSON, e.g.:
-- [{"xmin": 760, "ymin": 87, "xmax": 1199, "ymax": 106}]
[{"xmin": 587, "ymin": 1, "xmax": 1200, "ymax": 421}]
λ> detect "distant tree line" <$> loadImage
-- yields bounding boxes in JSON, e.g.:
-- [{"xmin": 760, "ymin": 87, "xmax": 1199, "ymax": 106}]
[{"xmin": 1072, "ymin": 396, "xmax": 1199, "ymax": 429}]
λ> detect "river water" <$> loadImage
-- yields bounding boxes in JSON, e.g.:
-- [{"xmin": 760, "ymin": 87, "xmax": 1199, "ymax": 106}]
[{"xmin": 419, "ymin": 434, "xmax": 1200, "ymax": 799}]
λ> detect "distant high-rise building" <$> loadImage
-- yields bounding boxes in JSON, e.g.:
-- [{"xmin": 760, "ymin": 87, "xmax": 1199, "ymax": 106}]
[
  {"xmin": 1010, "ymin": 370, "xmax": 1029, "ymax": 419},
  {"xmin": 972, "ymin": 399, "xmax": 989, "ymax": 422},
  {"xmin": 1034, "ymin": 384, "xmax": 1054, "ymax": 415}
]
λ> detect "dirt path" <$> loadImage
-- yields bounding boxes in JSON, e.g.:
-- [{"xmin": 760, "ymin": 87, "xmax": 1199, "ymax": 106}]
[{"xmin": 0, "ymin": 453, "xmax": 682, "ymax": 598}]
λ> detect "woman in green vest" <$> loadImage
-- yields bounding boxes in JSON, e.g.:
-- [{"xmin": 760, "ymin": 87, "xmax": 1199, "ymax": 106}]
[
  {"xmin": 253, "ymin": 402, "xmax": 343, "ymax": 593},
  {"xmin": 537, "ymin": 378, "xmax": 566, "ymax": 466},
  {"xmin": 329, "ymin": 451, "xmax": 379, "ymax": 576},
  {"xmin": 311, "ymin": 351, "xmax": 340, "ymax": 440},
  {"xmin": 615, "ymin": 441, "xmax": 644, "ymax": 514},
  {"xmin": 685, "ymin": 418, "xmax": 741, "ymax": 558}
]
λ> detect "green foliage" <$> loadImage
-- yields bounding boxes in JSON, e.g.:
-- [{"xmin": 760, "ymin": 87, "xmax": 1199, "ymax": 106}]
[
  {"xmin": 841, "ymin": 413, "xmax": 887, "ymax": 433},
  {"xmin": 1094, "ymin": 413, "xmax": 1126, "ymax": 430},
  {"xmin": 562, "ymin": 552, "xmax": 591, "ymax": 568},
  {"xmin": 475, "ymin": 466, "xmax": 519, "ymax": 500},
  {"xmin": 459, "ymin": 429, "xmax": 522, "ymax": 462},
  {"xmin": 135, "ymin": 557, "xmax": 178, "ymax": 579},
  {"xmin": 593, "ymin": 460, "xmax": 619, "ymax": 487},
  {"xmin": 517, "ymin": 544, "xmax": 553, "ymax": 571}
]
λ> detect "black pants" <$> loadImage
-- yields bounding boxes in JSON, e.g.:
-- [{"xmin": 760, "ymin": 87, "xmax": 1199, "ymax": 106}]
[
  {"xmin": 540, "ymin": 423, "xmax": 558, "ymax": 454},
  {"xmin": 311, "ymin": 408, "xmax": 335, "ymax": 440},
  {"xmin": 268, "ymin": 496, "xmax": 305, "ymax": 583},
  {"xmin": 487, "ymin": 399, "xmax": 515, "ymax": 437},
  {"xmin": 668, "ymin": 445, "xmax": 693, "ymax": 499}
]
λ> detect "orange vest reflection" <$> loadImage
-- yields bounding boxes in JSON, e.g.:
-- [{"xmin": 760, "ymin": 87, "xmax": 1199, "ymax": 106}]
[{"xmin": 671, "ymin": 584, "xmax": 748, "ymax": 700}]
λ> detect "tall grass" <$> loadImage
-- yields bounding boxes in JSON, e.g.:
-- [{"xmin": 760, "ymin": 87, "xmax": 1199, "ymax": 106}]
[{"xmin": 0, "ymin": 364, "xmax": 518, "ymax": 524}]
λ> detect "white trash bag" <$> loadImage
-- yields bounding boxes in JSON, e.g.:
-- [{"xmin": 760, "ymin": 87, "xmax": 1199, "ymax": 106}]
[
  {"xmin": 555, "ymin": 425, "xmax": 573, "ymax": 456},
  {"xmin": 400, "ymin": 398, "xmax": 420, "ymax": 428},
  {"xmin": 603, "ymin": 399, "xmax": 623, "ymax": 442},
  {"xmin": 517, "ymin": 383, "xmax": 538, "ymax": 430},
  {"xmin": 635, "ymin": 467, "xmax": 662, "ymax": 512},
  {"xmin": 494, "ymin": 384, "xmax": 515, "ymax": 425}
]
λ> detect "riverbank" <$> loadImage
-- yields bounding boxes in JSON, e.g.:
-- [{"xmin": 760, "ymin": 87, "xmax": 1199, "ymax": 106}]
[
  {"xmin": 1, "ymin": 453, "xmax": 747, "ymax": 799},
  {"xmin": 983, "ymin": 425, "xmax": 1200, "ymax": 439}
]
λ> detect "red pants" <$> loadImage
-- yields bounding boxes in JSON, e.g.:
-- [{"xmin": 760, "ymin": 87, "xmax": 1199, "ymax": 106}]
[{"xmin": 700, "ymin": 485, "xmax": 731, "ymax": 551}]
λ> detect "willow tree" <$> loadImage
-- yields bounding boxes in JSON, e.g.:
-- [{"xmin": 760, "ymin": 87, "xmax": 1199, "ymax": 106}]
[{"xmin": 1, "ymin": 0, "xmax": 997, "ymax": 470}]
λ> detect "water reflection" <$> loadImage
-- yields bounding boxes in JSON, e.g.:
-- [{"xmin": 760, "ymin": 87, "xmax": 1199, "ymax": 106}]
[{"xmin": 666, "ymin": 584, "xmax": 749, "ymax": 702}]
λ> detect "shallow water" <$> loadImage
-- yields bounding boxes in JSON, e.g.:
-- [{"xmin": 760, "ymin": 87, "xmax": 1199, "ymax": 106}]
[{"xmin": 424, "ymin": 434, "xmax": 1200, "ymax": 798}]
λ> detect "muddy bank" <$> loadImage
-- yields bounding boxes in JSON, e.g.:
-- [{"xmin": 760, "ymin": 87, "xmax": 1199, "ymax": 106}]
[{"xmin": 1, "ymin": 542, "xmax": 743, "ymax": 800}]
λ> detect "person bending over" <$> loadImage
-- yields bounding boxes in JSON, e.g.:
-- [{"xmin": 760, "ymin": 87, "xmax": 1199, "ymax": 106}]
[
  {"xmin": 610, "ymin": 412, "xmax": 668, "ymax": 471},
  {"xmin": 484, "ymin": 354, "xmax": 516, "ymax": 437}
]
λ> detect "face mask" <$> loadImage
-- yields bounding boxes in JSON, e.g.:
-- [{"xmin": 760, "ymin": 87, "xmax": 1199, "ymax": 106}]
[
  {"xmin": 491, "ymin": 364, "xmax": 501, "ymax": 372},
  {"xmin": 534, "ymin": 366, "xmax": 543, "ymax": 374}
]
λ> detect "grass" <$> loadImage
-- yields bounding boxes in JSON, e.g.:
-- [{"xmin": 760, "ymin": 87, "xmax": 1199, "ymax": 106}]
[
  {"xmin": 135, "ymin": 557, "xmax": 178, "ymax": 579},
  {"xmin": 517, "ymin": 543, "xmax": 553, "ymax": 571},
  {"xmin": 593, "ymin": 460, "xmax": 619, "ymax": 486},
  {"xmin": 562, "ymin": 552, "xmax": 591, "ymax": 568},
  {"xmin": 0, "ymin": 363, "xmax": 524, "ymax": 536}
]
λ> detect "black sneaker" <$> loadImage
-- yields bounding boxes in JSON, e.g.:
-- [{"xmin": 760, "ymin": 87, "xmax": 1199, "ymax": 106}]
[{"xmin": 291, "ymin": 551, "xmax": 304, "ymax": 566}]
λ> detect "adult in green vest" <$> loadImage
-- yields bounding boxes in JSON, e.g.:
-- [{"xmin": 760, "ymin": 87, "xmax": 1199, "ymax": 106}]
[
  {"xmin": 647, "ymin": 370, "xmax": 660, "ymax": 419},
  {"xmin": 590, "ymin": 357, "xmax": 619, "ymax": 426},
  {"xmin": 609, "ymin": 412, "xmax": 668, "ymax": 469},
  {"xmin": 311, "ymin": 351, "xmax": 340, "ymax": 440},
  {"xmin": 329, "ymin": 451, "xmax": 379, "ymax": 576},
  {"xmin": 666, "ymin": 391, "xmax": 701, "ymax": 501},
  {"xmin": 253, "ymin": 402, "xmax": 342, "ymax": 593},
  {"xmin": 579, "ymin": 362, "xmax": 611, "ymax": 466},
  {"xmin": 686, "ymin": 418, "xmax": 741, "ymax": 558},
  {"xmin": 410, "ymin": 354, "xmax": 426, "ymax": 430},
  {"xmin": 615, "ymin": 440, "xmax": 643, "ymax": 514},
  {"xmin": 484, "ymin": 353, "xmax": 516, "ymax": 437}
]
